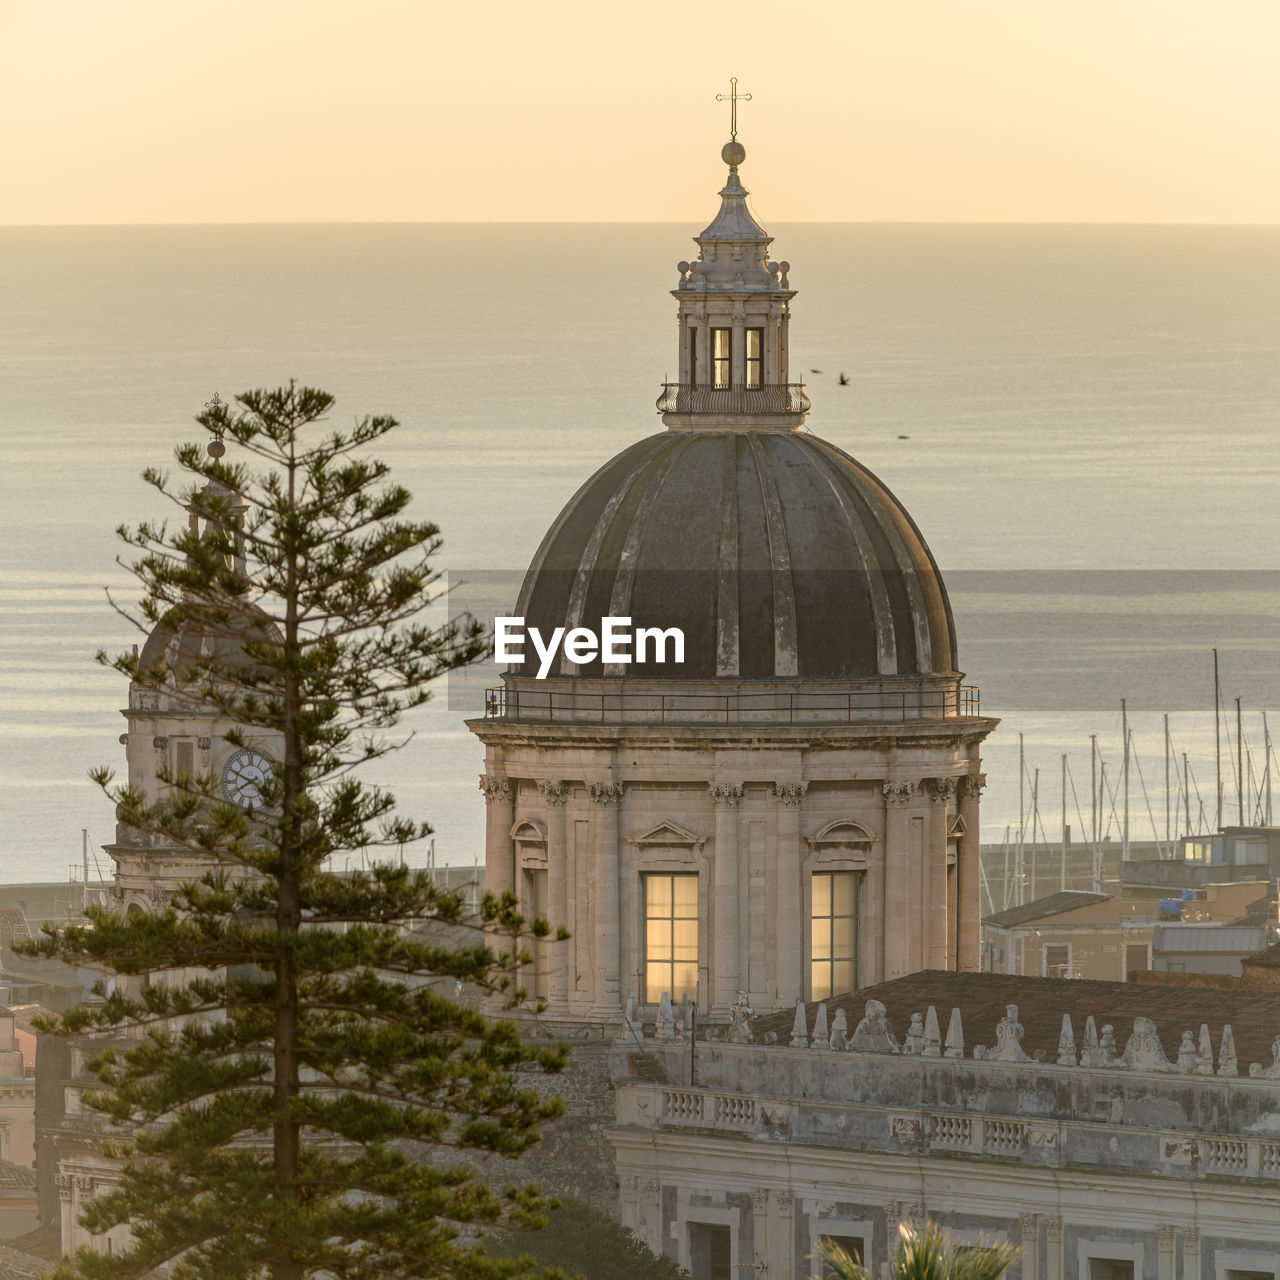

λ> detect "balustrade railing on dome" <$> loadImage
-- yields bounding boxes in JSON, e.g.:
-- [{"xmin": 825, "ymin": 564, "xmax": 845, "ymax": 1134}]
[
  {"xmin": 656, "ymin": 383, "xmax": 811, "ymax": 415},
  {"xmin": 484, "ymin": 684, "xmax": 980, "ymax": 724}
]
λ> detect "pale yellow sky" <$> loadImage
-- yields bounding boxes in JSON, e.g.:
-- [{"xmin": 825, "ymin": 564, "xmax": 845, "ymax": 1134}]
[{"xmin": 3, "ymin": 0, "xmax": 1278, "ymax": 224}]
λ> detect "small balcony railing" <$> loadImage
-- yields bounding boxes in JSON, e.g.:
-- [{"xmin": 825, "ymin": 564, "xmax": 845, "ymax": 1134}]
[
  {"xmin": 484, "ymin": 684, "xmax": 980, "ymax": 725},
  {"xmin": 657, "ymin": 383, "xmax": 811, "ymax": 416}
]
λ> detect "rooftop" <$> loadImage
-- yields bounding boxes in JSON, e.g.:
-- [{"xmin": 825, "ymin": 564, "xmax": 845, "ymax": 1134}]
[
  {"xmin": 983, "ymin": 890, "xmax": 1109, "ymax": 928},
  {"xmin": 750, "ymin": 969, "xmax": 1280, "ymax": 1069}
]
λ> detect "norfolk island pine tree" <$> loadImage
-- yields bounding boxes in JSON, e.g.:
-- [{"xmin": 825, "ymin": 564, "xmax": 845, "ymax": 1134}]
[{"xmin": 21, "ymin": 385, "xmax": 570, "ymax": 1280}]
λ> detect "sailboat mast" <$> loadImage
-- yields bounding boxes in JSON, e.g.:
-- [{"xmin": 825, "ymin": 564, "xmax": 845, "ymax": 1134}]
[
  {"xmin": 1164, "ymin": 713, "xmax": 1171, "ymax": 854},
  {"xmin": 1236, "ymin": 697, "xmax": 1244, "ymax": 826},
  {"xmin": 1061, "ymin": 753, "xmax": 1068, "ymax": 892},
  {"xmin": 1121, "ymin": 698, "xmax": 1130, "ymax": 861},
  {"xmin": 1031, "ymin": 766, "xmax": 1040, "ymax": 903},
  {"xmin": 1265, "ymin": 711, "xmax": 1274, "ymax": 825},
  {"xmin": 1183, "ymin": 752, "xmax": 1191, "ymax": 838},
  {"xmin": 1018, "ymin": 733, "xmax": 1025, "ymax": 905},
  {"xmin": 1090, "ymin": 734, "xmax": 1099, "ymax": 851},
  {"xmin": 1214, "ymin": 648, "xmax": 1223, "ymax": 829}
]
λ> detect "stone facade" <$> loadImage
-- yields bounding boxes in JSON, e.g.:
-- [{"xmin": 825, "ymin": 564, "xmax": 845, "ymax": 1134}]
[
  {"xmin": 470, "ymin": 726, "xmax": 991, "ymax": 1024},
  {"xmin": 609, "ymin": 991, "xmax": 1280, "ymax": 1280}
]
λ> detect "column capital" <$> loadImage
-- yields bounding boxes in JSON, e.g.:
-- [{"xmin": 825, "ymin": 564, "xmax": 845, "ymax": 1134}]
[
  {"xmin": 751, "ymin": 1188, "xmax": 770, "ymax": 1212},
  {"xmin": 709, "ymin": 781, "xmax": 745, "ymax": 806},
  {"xmin": 479, "ymin": 775, "xmax": 512, "ymax": 804},
  {"xmin": 926, "ymin": 776, "xmax": 959, "ymax": 803},
  {"xmin": 959, "ymin": 772, "xmax": 987, "ymax": 799},
  {"xmin": 882, "ymin": 779, "xmax": 920, "ymax": 806},
  {"xmin": 1157, "ymin": 1226, "xmax": 1178, "ymax": 1250},
  {"xmin": 537, "ymin": 779, "xmax": 569, "ymax": 806},
  {"xmin": 1020, "ymin": 1212, "xmax": 1039, "ymax": 1237},
  {"xmin": 587, "ymin": 780, "xmax": 624, "ymax": 806},
  {"xmin": 1183, "ymin": 1228, "xmax": 1199, "ymax": 1247},
  {"xmin": 774, "ymin": 781, "xmax": 808, "ymax": 807},
  {"xmin": 1045, "ymin": 1216, "xmax": 1063, "ymax": 1243}
]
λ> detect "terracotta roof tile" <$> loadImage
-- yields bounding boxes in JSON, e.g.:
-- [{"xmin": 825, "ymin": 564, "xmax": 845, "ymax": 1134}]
[{"xmin": 751, "ymin": 970, "xmax": 1280, "ymax": 1070}]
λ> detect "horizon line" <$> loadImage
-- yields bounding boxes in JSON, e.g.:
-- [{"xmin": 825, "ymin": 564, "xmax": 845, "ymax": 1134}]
[{"xmin": 2, "ymin": 218, "xmax": 1279, "ymax": 230}]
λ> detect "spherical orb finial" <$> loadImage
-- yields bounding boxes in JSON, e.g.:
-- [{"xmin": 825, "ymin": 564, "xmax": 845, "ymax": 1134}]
[
  {"xmin": 207, "ymin": 438, "xmax": 226, "ymax": 459},
  {"xmin": 721, "ymin": 139, "xmax": 746, "ymax": 167}
]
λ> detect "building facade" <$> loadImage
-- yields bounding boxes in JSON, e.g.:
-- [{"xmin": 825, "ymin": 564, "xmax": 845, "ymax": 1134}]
[
  {"xmin": 609, "ymin": 973, "xmax": 1280, "ymax": 1280},
  {"xmin": 469, "ymin": 130, "xmax": 995, "ymax": 1037}
]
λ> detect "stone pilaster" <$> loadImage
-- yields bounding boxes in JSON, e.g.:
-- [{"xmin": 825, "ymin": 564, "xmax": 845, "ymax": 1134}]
[
  {"xmin": 639, "ymin": 1178, "xmax": 662, "ymax": 1253},
  {"xmin": 538, "ymin": 780, "xmax": 570, "ymax": 1004},
  {"xmin": 956, "ymin": 772, "xmax": 985, "ymax": 971},
  {"xmin": 1044, "ymin": 1216, "xmax": 1063, "ymax": 1280},
  {"xmin": 1183, "ymin": 1228, "xmax": 1200, "ymax": 1280},
  {"xmin": 774, "ymin": 782, "xmax": 807, "ymax": 1003},
  {"xmin": 769, "ymin": 1190, "xmax": 794, "ymax": 1280},
  {"xmin": 479, "ymin": 775, "xmax": 514, "ymax": 899},
  {"xmin": 709, "ymin": 782, "xmax": 744, "ymax": 1010},
  {"xmin": 587, "ymin": 781, "xmax": 623, "ymax": 1016},
  {"xmin": 751, "ymin": 1189, "xmax": 769, "ymax": 1274},
  {"xmin": 883, "ymin": 779, "xmax": 921, "ymax": 980},
  {"xmin": 1156, "ymin": 1226, "xmax": 1177, "ymax": 1280},
  {"xmin": 926, "ymin": 776, "xmax": 958, "ymax": 971},
  {"xmin": 1020, "ymin": 1212, "xmax": 1040, "ymax": 1280}
]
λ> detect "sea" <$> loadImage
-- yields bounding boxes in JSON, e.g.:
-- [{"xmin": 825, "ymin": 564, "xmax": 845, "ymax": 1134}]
[{"xmin": 2, "ymin": 222, "xmax": 1279, "ymax": 885}]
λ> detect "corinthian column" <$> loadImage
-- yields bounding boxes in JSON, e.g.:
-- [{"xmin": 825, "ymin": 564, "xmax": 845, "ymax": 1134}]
[
  {"xmin": 709, "ymin": 782, "xmax": 743, "ymax": 1011},
  {"xmin": 957, "ymin": 772, "xmax": 985, "ymax": 971},
  {"xmin": 537, "ymin": 779, "xmax": 570, "ymax": 1005},
  {"xmin": 479, "ymin": 775, "xmax": 514, "ymax": 899},
  {"xmin": 587, "ymin": 780, "xmax": 624, "ymax": 1017}
]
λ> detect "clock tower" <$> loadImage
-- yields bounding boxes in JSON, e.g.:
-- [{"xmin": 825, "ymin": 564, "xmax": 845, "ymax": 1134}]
[{"xmin": 105, "ymin": 445, "xmax": 283, "ymax": 916}]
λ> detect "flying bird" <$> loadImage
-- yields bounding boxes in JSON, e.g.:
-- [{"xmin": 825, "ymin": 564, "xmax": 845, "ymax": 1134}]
[
  {"xmin": 898, "ymin": 434, "xmax": 911, "ymax": 440},
  {"xmin": 838, "ymin": 372, "xmax": 849, "ymax": 386},
  {"xmin": 810, "ymin": 368, "xmax": 823, "ymax": 374}
]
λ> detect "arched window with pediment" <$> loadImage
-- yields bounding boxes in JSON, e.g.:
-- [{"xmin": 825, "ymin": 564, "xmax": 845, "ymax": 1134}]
[{"xmin": 803, "ymin": 820, "xmax": 874, "ymax": 1000}]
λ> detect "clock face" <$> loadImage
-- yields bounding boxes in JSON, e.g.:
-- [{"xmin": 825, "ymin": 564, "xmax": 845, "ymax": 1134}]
[{"xmin": 219, "ymin": 748, "xmax": 276, "ymax": 810}]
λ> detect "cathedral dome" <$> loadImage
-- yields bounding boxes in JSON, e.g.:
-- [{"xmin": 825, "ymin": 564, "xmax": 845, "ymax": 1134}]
[{"xmin": 513, "ymin": 429, "xmax": 957, "ymax": 681}]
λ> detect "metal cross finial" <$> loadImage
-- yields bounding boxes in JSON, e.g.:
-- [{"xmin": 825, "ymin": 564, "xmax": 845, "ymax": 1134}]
[
  {"xmin": 716, "ymin": 76, "xmax": 752, "ymax": 140},
  {"xmin": 204, "ymin": 392, "xmax": 225, "ymax": 413}
]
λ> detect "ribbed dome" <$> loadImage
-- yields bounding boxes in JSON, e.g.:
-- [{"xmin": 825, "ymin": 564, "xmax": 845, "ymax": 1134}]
[{"xmin": 514, "ymin": 430, "xmax": 957, "ymax": 680}]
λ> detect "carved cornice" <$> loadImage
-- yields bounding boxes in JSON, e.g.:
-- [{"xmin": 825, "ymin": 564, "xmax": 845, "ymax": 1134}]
[
  {"xmin": 708, "ymin": 782, "xmax": 745, "ymax": 806},
  {"xmin": 774, "ymin": 781, "xmax": 808, "ymax": 807},
  {"xmin": 478, "ymin": 775, "xmax": 512, "ymax": 804},
  {"xmin": 536, "ymin": 780, "xmax": 569, "ymax": 806},
  {"xmin": 882, "ymin": 779, "xmax": 920, "ymax": 807},
  {"xmin": 587, "ymin": 781, "xmax": 624, "ymax": 806}
]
